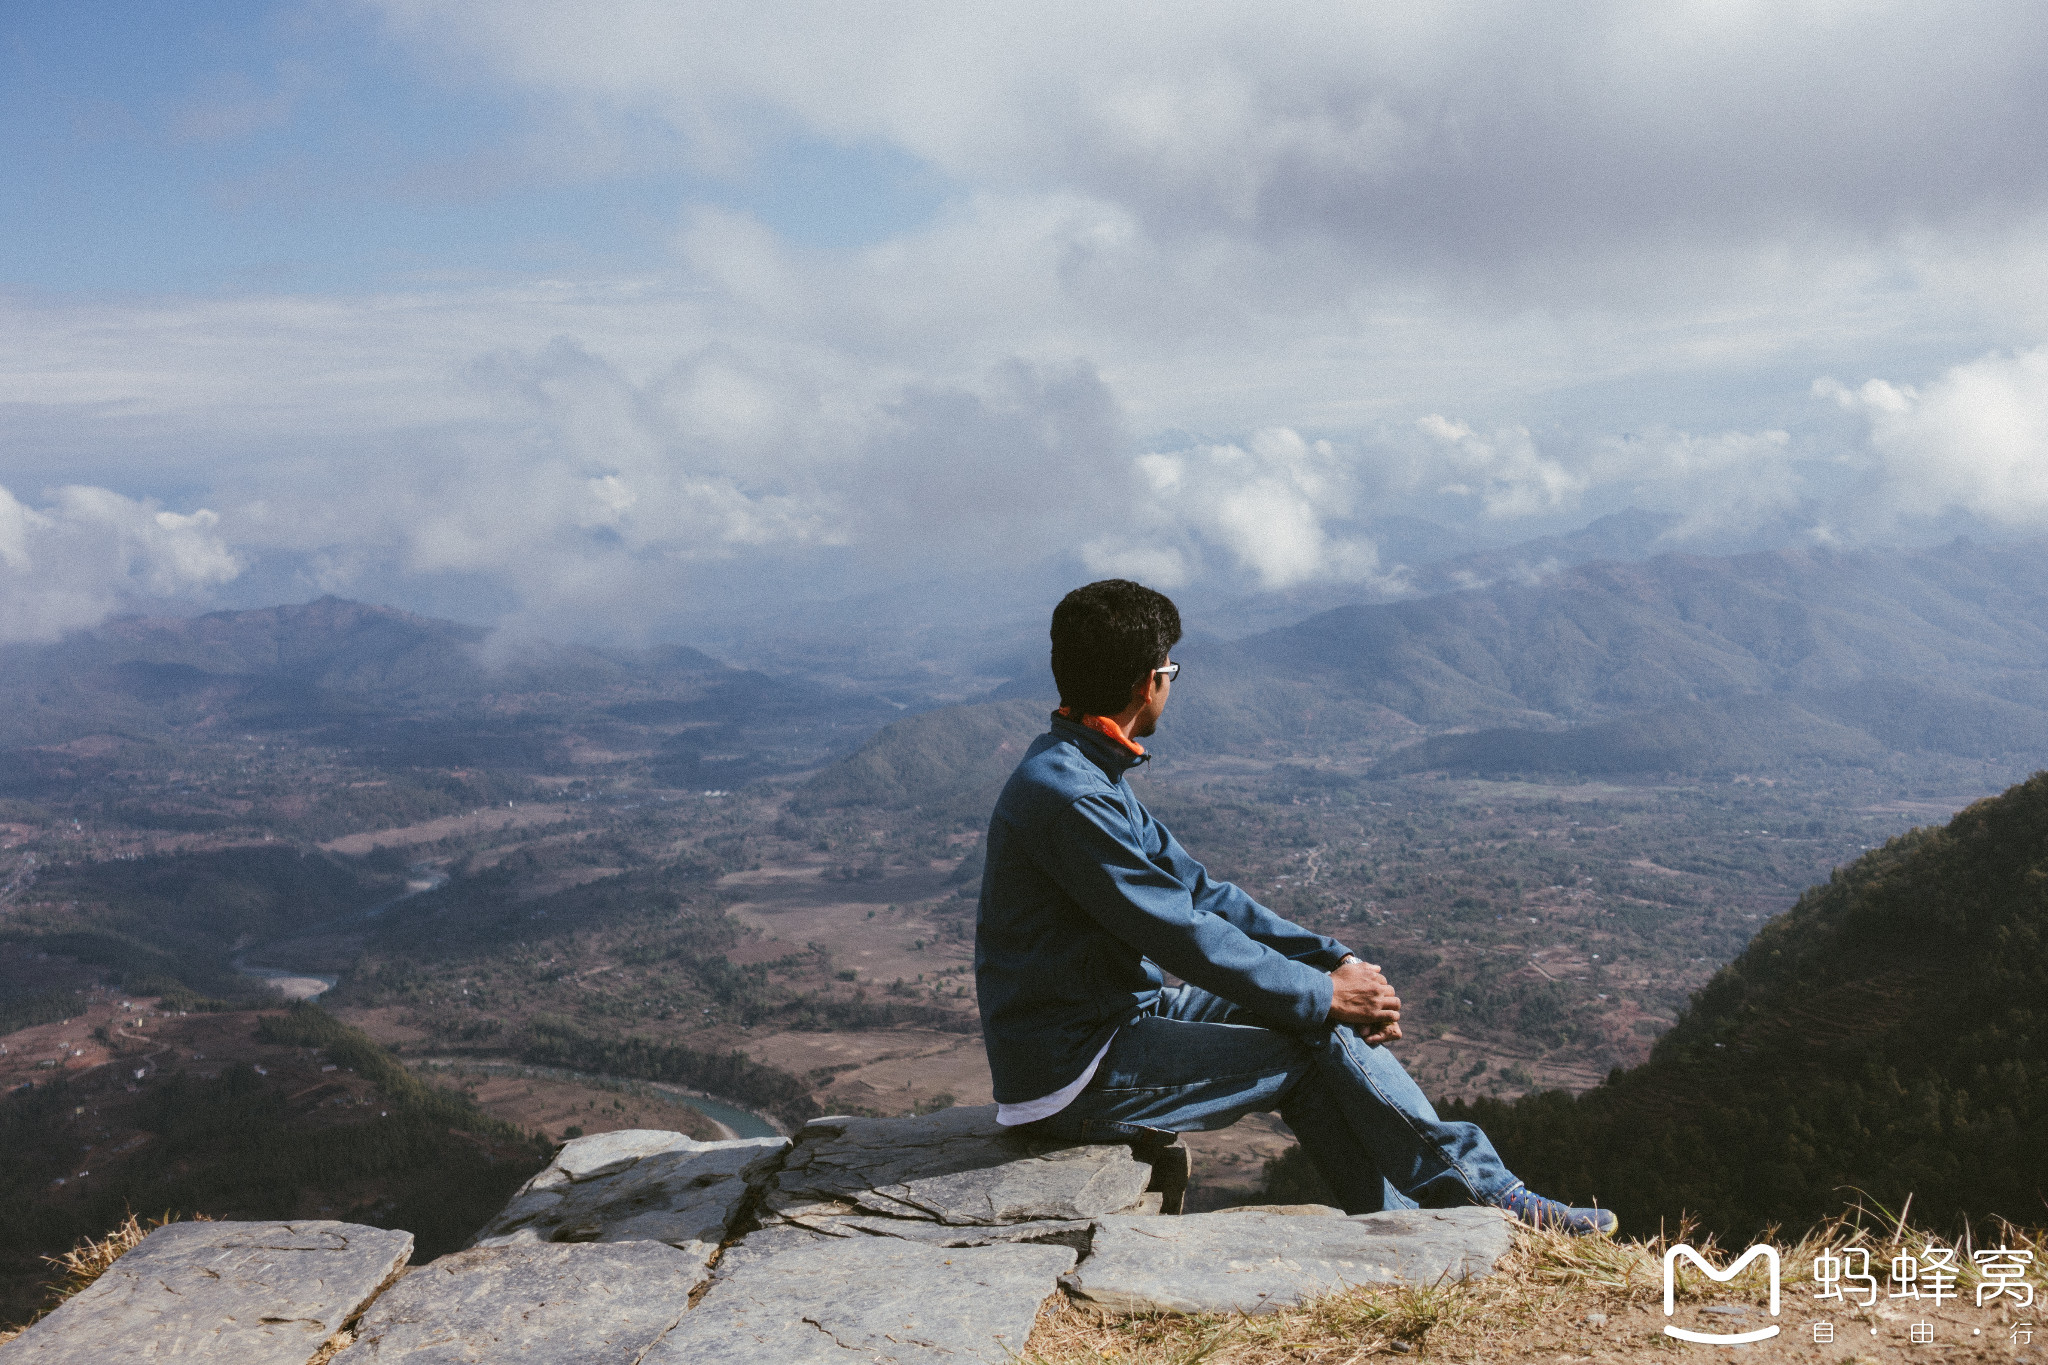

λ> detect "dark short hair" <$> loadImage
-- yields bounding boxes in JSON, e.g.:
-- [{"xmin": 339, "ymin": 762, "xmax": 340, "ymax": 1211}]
[{"xmin": 1050, "ymin": 579, "xmax": 1182, "ymax": 716}]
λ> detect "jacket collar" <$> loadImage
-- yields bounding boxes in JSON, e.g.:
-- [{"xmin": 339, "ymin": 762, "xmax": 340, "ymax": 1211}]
[{"xmin": 1050, "ymin": 710, "xmax": 1150, "ymax": 779}]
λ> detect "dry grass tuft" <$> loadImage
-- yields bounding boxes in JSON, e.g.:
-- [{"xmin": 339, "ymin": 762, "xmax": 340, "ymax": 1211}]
[
  {"xmin": 308, "ymin": 1327, "xmax": 356, "ymax": 1364},
  {"xmin": 1023, "ymin": 1209, "xmax": 2048, "ymax": 1364},
  {"xmin": 37, "ymin": 1213, "xmax": 154, "ymax": 1306},
  {"xmin": 1022, "ymin": 1255, "xmax": 1540, "ymax": 1364},
  {"xmin": 1506, "ymin": 1222, "xmax": 1664, "ymax": 1299},
  {"xmin": 33, "ymin": 1210, "xmax": 212, "ymax": 1318}
]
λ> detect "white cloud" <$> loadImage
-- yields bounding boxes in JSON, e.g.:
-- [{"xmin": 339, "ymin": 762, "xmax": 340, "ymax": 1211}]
[
  {"xmin": 1821, "ymin": 346, "xmax": 2048, "ymax": 525},
  {"xmin": 0, "ymin": 484, "xmax": 242, "ymax": 644},
  {"xmin": 1414, "ymin": 416, "xmax": 1587, "ymax": 520},
  {"xmin": 1084, "ymin": 429, "xmax": 1382, "ymax": 590},
  {"xmin": 149, "ymin": 336, "xmax": 1128, "ymax": 639},
  {"xmin": 1586, "ymin": 428, "xmax": 1803, "ymax": 541}
]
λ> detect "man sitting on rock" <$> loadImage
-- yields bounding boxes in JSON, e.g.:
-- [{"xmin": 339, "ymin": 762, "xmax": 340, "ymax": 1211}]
[{"xmin": 974, "ymin": 578, "xmax": 1615, "ymax": 1234}]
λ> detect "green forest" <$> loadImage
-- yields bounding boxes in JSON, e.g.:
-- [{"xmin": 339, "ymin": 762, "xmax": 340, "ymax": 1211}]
[
  {"xmin": 1442, "ymin": 772, "xmax": 2048, "ymax": 1238},
  {"xmin": 519, "ymin": 1013, "xmax": 821, "ymax": 1128},
  {"xmin": 0, "ymin": 1007, "xmax": 545, "ymax": 1327}
]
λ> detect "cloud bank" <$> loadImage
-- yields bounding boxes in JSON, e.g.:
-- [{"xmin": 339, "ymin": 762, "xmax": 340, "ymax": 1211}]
[
  {"xmin": 371, "ymin": 0, "xmax": 2048, "ymax": 274},
  {"xmin": 8, "ymin": 3, "xmax": 2048, "ymax": 643}
]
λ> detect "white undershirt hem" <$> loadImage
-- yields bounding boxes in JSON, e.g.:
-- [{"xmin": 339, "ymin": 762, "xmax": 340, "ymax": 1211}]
[{"xmin": 995, "ymin": 1034, "xmax": 1116, "ymax": 1126}]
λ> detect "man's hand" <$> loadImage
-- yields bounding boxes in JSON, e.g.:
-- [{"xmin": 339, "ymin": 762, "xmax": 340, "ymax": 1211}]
[{"xmin": 1328, "ymin": 958, "xmax": 1402, "ymax": 1045}]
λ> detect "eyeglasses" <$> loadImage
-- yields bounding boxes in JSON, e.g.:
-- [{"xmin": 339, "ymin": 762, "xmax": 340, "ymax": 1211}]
[{"xmin": 1152, "ymin": 662, "xmax": 1181, "ymax": 682}]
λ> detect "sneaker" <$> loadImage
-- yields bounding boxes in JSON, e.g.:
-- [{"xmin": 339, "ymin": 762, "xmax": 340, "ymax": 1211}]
[{"xmin": 1491, "ymin": 1181, "xmax": 1617, "ymax": 1236}]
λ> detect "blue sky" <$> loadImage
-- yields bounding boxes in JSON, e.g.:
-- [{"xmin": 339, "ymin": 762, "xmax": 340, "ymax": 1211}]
[
  {"xmin": 6, "ymin": 1, "xmax": 2048, "ymax": 646},
  {"xmin": 1, "ymin": 0, "xmax": 950, "ymax": 294}
]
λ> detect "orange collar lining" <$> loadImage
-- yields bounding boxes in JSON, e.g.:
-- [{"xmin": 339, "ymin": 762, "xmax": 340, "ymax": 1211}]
[{"xmin": 1056, "ymin": 706, "xmax": 1146, "ymax": 758}]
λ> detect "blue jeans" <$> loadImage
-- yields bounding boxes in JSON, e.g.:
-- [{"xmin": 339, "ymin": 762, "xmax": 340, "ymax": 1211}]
[{"xmin": 1015, "ymin": 985, "xmax": 1516, "ymax": 1214}]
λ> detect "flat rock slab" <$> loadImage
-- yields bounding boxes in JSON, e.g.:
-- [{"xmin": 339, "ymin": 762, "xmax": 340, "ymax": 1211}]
[
  {"xmin": 335, "ymin": 1242, "xmax": 698, "ymax": 1363},
  {"xmin": 544, "ymin": 1129, "xmax": 709, "ymax": 1184},
  {"xmin": 645, "ymin": 1234, "xmax": 1076, "ymax": 1365},
  {"xmin": 767, "ymin": 1106, "xmax": 1152, "ymax": 1228},
  {"xmin": 475, "ymin": 1131, "xmax": 787, "ymax": 1269},
  {"xmin": 1062, "ymin": 1206, "xmax": 1514, "ymax": 1315},
  {"xmin": 0, "ymin": 1221, "xmax": 412, "ymax": 1364}
]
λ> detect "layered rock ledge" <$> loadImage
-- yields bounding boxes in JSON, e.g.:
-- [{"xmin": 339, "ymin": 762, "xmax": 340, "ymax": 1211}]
[{"xmin": 0, "ymin": 1106, "xmax": 1516, "ymax": 1364}]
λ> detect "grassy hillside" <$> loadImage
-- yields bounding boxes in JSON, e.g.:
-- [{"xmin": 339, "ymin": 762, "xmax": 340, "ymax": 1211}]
[{"xmin": 1449, "ymin": 769, "xmax": 2048, "ymax": 1238}]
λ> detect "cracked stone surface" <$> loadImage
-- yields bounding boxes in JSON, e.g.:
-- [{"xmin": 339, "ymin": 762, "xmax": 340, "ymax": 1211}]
[
  {"xmin": 1061, "ymin": 1206, "xmax": 1515, "ymax": 1315},
  {"xmin": 0, "ymin": 1220, "xmax": 412, "ymax": 1364},
  {"xmin": 334, "ymin": 1242, "xmax": 698, "ymax": 1363},
  {"xmin": 473, "ymin": 1130, "xmax": 787, "ymax": 1270},
  {"xmin": 775, "ymin": 1211, "xmax": 1100, "ymax": 1251},
  {"xmin": 763, "ymin": 1106, "xmax": 1154, "ymax": 1230},
  {"xmin": 644, "ymin": 1234, "xmax": 1077, "ymax": 1365}
]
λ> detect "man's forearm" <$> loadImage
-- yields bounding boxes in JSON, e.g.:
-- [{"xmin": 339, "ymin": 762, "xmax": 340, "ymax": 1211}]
[{"xmin": 1200, "ymin": 881, "xmax": 1355, "ymax": 967}]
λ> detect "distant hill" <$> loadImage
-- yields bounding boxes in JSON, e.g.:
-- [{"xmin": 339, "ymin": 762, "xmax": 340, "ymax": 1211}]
[
  {"xmin": 0, "ymin": 598, "xmax": 665, "ymax": 742},
  {"xmin": 792, "ymin": 698, "xmax": 1053, "ymax": 817},
  {"xmin": 1373, "ymin": 680, "xmax": 2048, "ymax": 778},
  {"xmin": 1369, "ymin": 693, "xmax": 1881, "ymax": 778},
  {"xmin": 0, "ymin": 597, "xmax": 895, "ymax": 788},
  {"xmin": 1158, "ymin": 539, "xmax": 2048, "ymax": 773},
  {"xmin": 1249, "ymin": 541, "xmax": 2048, "ymax": 719},
  {"xmin": 1449, "ymin": 769, "xmax": 2048, "ymax": 1237},
  {"xmin": 0, "ymin": 597, "xmax": 741, "ymax": 743},
  {"xmin": 1184, "ymin": 508, "xmax": 1684, "ymax": 640}
]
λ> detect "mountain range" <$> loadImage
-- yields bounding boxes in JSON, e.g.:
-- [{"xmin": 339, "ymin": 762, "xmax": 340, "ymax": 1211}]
[
  {"xmin": 0, "ymin": 596, "xmax": 894, "ymax": 793},
  {"xmin": 962, "ymin": 537, "xmax": 2048, "ymax": 779},
  {"xmin": 15, "ymin": 534, "xmax": 2048, "ymax": 795}
]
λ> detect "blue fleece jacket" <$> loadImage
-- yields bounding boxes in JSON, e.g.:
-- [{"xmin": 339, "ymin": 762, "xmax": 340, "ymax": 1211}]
[{"xmin": 975, "ymin": 713, "xmax": 1355, "ymax": 1104}]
